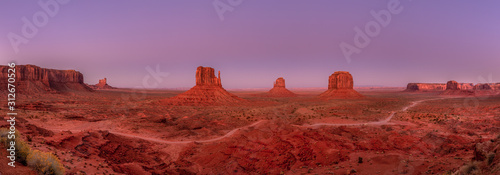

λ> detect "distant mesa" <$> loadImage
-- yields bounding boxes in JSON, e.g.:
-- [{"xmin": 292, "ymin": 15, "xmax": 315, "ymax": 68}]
[
  {"xmin": 267, "ymin": 77, "xmax": 297, "ymax": 97},
  {"xmin": 441, "ymin": 80, "xmax": 475, "ymax": 96},
  {"xmin": 319, "ymin": 71, "xmax": 363, "ymax": 99},
  {"xmin": 405, "ymin": 83, "xmax": 446, "ymax": 91},
  {"xmin": 163, "ymin": 66, "xmax": 245, "ymax": 105},
  {"xmin": 89, "ymin": 78, "xmax": 117, "ymax": 90},
  {"xmin": 0, "ymin": 64, "xmax": 92, "ymax": 94},
  {"xmin": 474, "ymin": 83, "xmax": 492, "ymax": 90}
]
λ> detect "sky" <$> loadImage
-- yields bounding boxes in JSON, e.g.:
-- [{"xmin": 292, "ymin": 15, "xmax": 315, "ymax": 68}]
[{"xmin": 1, "ymin": 0, "xmax": 499, "ymax": 89}]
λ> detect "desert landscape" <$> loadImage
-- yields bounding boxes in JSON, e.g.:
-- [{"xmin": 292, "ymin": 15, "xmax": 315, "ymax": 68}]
[
  {"xmin": 0, "ymin": 65, "xmax": 499, "ymax": 174},
  {"xmin": 1, "ymin": 1, "xmax": 499, "ymax": 175}
]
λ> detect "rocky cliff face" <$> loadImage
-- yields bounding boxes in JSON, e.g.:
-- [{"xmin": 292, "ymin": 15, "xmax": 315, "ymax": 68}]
[
  {"xmin": 405, "ymin": 83, "xmax": 446, "ymax": 91},
  {"xmin": 164, "ymin": 66, "xmax": 244, "ymax": 105},
  {"xmin": 328, "ymin": 71, "xmax": 353, "ymax": 89},
  {"xmin": 474, "ymin": 83, "xmax": 493, "ymax": 90},
  {"xmin": 196, "ymin": 66, "xmax": 221, "ymax": 87},
  {"xmin": 89, "ymin": 78, "xmax": 117, "ymax": 90},
  {"xmin": 320, "ymin": 71, "xmax": 363, "ymax": 99},
  {"xmin": 268, "ymin": 77, "xmax": 296, "ymax": 97},
  {"xmin": 0, "ymin": 64, "xmax": 91, "ymax": 94},
  {"xmin": 446, "ymin": 81, "xmax": 459, "ymax": 90},
  {"xmin": 274, "ymin": 77, "xmax": 286, "ymax": 88}
]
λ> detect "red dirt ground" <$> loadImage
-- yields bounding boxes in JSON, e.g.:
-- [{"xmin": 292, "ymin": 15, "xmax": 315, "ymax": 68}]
[{"xmin": 0, "ymin": 89, "xmax": 499, "ymax": 174}]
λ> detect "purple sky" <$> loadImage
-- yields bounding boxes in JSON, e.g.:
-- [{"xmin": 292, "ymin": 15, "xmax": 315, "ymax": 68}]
[{"xmin": 1, "ymin": 0, "xmax": 499, "ymax": 89}]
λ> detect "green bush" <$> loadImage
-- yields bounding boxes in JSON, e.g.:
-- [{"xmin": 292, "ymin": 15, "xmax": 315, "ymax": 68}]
[
  {"xmin": 27, "ymin": 150, "xmax": 65, "ymax": 175},
  {"xmin": 0, "ymin": 129, "xmax": 65, "ymax": 175}
]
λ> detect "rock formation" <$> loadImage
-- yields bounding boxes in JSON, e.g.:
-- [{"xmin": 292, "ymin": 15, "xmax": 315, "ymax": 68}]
[
  {"xmin": 164, "ymin": 66, "xmax": 244, "ymax": 105},
  {"xmin": 267, "ymin": 77, "xmax": 296, "ymax": 97},
  {"xmin": 459, "ymin": 83, "xmax": 474, "ymax": 90},
  {"xmin": 441, "ymin": 80, "xmax": 474, "ymax": 96},
  {"xmin": 319, "ymin": 71, "xmax": 363, "ymax": 99},
  {"xmin": 446, "ymin": 80, "xmax": 459, "ymax": 90},
  {"xmin": 0, "ymin": 64, "xmax": 92, "ymax": 94},
  {"xmin": 89, "ymin": 78, "xmax": 117, "ymax": 90},
  {"xmin": 473, "ymin": 83, "xmax": 492, "ymax": 90},
  {"xmin": 405, "ymin": 83, "xmax": 446, "ymax": 91}
]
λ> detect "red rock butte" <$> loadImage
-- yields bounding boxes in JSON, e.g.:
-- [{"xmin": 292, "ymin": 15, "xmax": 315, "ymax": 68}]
[
  {"xmin": 441, "ymin": 80, "xmax": 475, "ymax": 96},
  {"xmin": 0, "ymin": 64, "xmax": 92, "ymax": 94},
  {"xmin": 267, "ymin": 77, "xmax": 297, "ymax": 97},
  {"xmin": 165, "ymin": 66, "xmax": 244, "ymax": 105},
  {"xmin": 319, "ymin": 71, "xmax": 363, "ymax": 99},
  {"xmin": 89, "ymin": 78, "xmax": 117, "ymax": 90}
]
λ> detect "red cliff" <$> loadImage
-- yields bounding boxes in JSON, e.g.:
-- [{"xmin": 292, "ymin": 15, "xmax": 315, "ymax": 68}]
[
  {"xmin": 319, "ymin": 71, "xmax": 363, "ymax": 99},
  {"xmin": 0, "ymin": 64, "xmax": 92, "ymax": 94},
  {"xmin": 164, "ymin": 66, "xmax": 244, "ymax": 105},
  {"xmin": 89, "ymin": 78, "xmax": 117, "ymax": 90},
  {"xmin": 267, "ymin": 77, "xmax": 296, "ymax": 97}
]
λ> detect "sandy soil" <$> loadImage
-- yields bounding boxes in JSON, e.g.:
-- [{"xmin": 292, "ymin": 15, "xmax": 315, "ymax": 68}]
[{"xmin": 0, "ymin": 89, "xmax": 499, "ymax": 174}]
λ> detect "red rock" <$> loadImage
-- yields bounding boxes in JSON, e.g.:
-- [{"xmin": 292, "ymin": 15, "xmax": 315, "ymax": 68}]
[
  {"xmin": 473, "ymin": 83, "xmax": 492, "ymax": 90},
  {"xmin": 0, "ymin": 64, "xmax": 92, "ymax": 94},
  {"xmin": 328, "ymin": 71, "xmax": 353, "ymax": 89},
  {"xmin": 319, "ymin": 71, "xmax": 363, "ymax": 99},
  {"xmin": 89, "ymin": 78, "xmax": 117, "ymax": 90},
  {"xmin": 405, "ymin": 83, "xmax": 446, "ymax": 91},
  {"xmin": 442, "ymin": 80, "xmax": 475, "ymax": 96},
  {"xmin": 267, "ymin": 77, "xmax": 297, "ymax": 97},
  {"xmin": 446, "ymin": 80, "xmax": 459, "ymax": 90},
  {"xmin": 164, "ymin": 66, "xmax": 244, "ymax": 105},
  {"xmin": 459, "ymin": 83, "xmax": 474, "ymax": 90}
]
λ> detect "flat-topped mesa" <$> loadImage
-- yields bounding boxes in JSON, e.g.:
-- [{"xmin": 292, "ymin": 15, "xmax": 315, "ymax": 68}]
[
  {"xmin": 268, "ymin": 77, "xmax": 296, "ymax": 97},
  {"xmin": 0, "ymin": 64, "xmax": 92, "ymax": 94},
  {"xmin": 405, "ymin": 83, "xmax": 446, "ymax": 91},
  {"xmin": 196, "ymin": 66, "xmax": 221, "ymax": 87},
  {"xmin": 89, "ymin": 78, "xmax": 117, "ymax": 90},
  {"xmin": 474, "ymin": 83, "xmax": 492, "ymax": 90},
  {"xmin": 164, "ymin": 66, "xmax": 244, "ymax": 105},
  {"xmin": 328, "ymin": 71, "xmax": 353, "ymax": 89},
  {"xmin": 442, "ymin": 80, "xmax": 475, "ymax": 96},
  {"xmin": 274, "ymin": 77, "xmax": 286, "ymax": 88},
  {"xmin": 320, "ymin": 71, "xmax": 363, "ymax": 99},
  {"xmin": 446, "ymin": 80, "xmax": 459, "ymax": 90}
]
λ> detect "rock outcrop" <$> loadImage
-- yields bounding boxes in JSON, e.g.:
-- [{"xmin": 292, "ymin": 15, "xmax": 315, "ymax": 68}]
[
  {"xmin": 164, "ymin": 66, "xmax": 244, "ymax": 105},
  {"xmin": 473, "ymin": 83, "xmax": 493, "ymax": 90},
  {"xmin": 267, "ymin": 77, "xmax": 297, "ymax": 97},
  {"xmin": 446, "ymin": 80, "xmax": 459, "ymax": 90},
  {"xmin": 89, "ymin": 78, "xmax": 117, "ymax": 90},
  {"xmin": 0, "ymin": 64, "xmax": 92, "ymax": 94},
  {"xmin": 319, "ymin": 71, "xmax": 363, "ymax": 99},
  {"xmin": 441, "ymin": 80, "xmax": 475, "ymax": 96},
  {"xmin": 405, "ymin": 83, "xmax": 446, "ymax": 91}
]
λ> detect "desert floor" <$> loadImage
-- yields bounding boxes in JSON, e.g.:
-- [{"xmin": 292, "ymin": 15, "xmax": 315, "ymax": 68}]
[{"xmin": 1, "ymin": 88, "xmax": 499, "ymax": 174}]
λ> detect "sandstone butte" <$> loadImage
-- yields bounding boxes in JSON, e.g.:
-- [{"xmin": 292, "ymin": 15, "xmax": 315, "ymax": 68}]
[
  {"xmin": 89, "ymin": 78, "xmax": 117, "ymax": 90},
  {"xmin": 441, "ymin": 80, "xmax": 475, "ymax": 96},
  {"xmin": 319, "ymin": 71, "xmax": 363, "ymax": 99},
  {"xmin": 0, "ymin": 64, "xmax": 92, "ymax": 94},
  {"xmin": 267, "ymin": 77, "xmax": 297, "ymax": 97},
  {"xmin": 164, "ymin": 66, "xmax": 245, "ymax": 105}
]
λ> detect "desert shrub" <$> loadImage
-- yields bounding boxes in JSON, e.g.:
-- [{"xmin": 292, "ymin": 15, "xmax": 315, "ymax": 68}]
[
  {"xmin": 0, "ymin": 129, "xmax": 31, "ymax": 165},
  {"xmin": 455, "ymin": 161, "xmax": 481, "ymax": 175},
  {"xmin": 27, "ymin": 150, "xmax": 65, "ymax": 175},
  {"xmin": 16, "ymin": 140, "xmax": 32, "ymax": 165}
]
